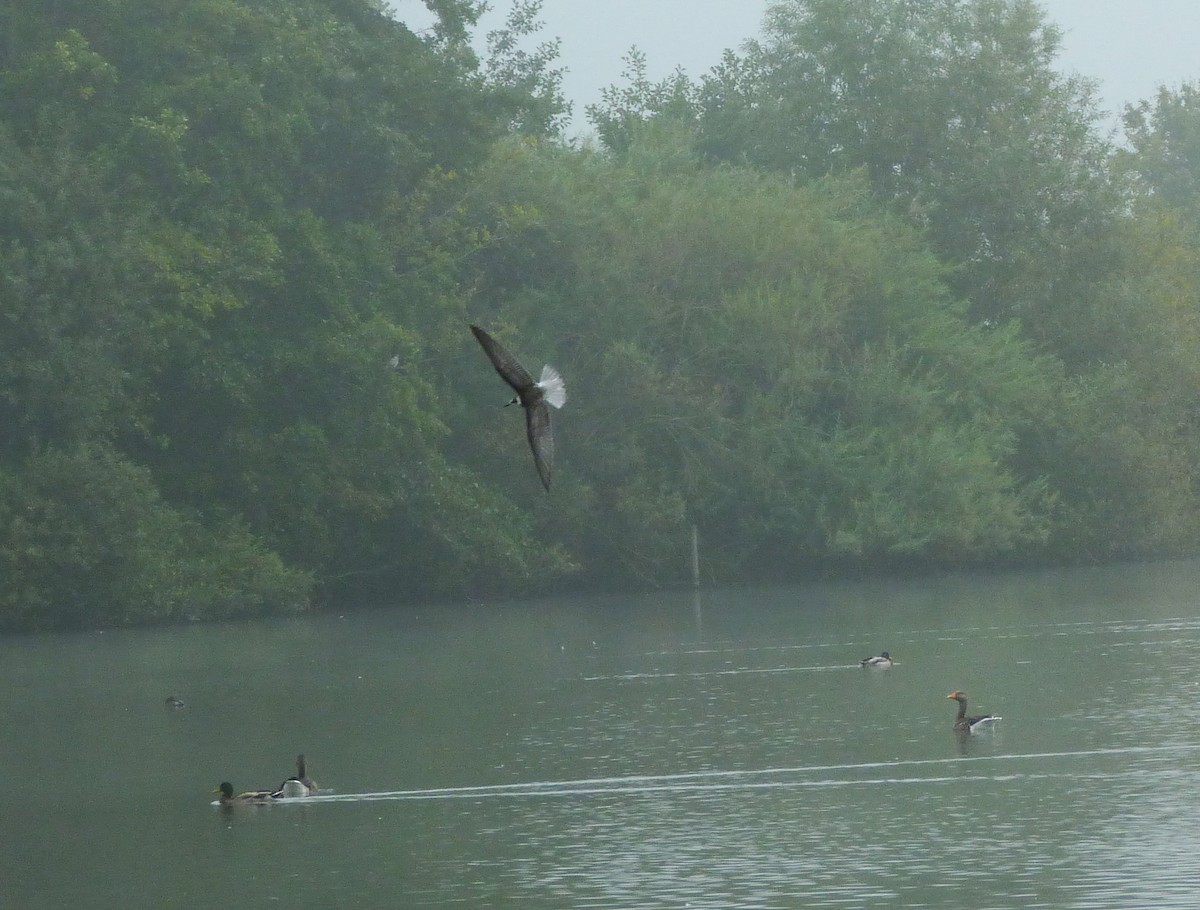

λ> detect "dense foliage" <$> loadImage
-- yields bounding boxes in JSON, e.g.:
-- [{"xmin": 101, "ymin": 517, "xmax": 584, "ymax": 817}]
[{"xmin": 2, "ymin": 0, "xmax": 1199, "ymax": 630}]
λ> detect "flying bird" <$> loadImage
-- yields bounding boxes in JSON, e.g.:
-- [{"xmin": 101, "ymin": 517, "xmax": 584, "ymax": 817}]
[{"xmin": 470, "ymin": 324, "xmax": 566, "ymax": 491}]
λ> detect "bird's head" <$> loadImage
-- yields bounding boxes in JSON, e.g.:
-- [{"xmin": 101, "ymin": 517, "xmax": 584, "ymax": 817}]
[
  {"xmin": 214, "ymin": 782, "xmax": 234, "ymax": 798},
  {"xmin": 946, "ymin": 691, "xmax": 966, "ymax": 702}
]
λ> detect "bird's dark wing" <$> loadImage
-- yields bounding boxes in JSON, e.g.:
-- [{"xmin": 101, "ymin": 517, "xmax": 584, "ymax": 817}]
[
  {"xmin": 471, "ymin": 325, "xmax": 534, "ymax": 394},
  {"xmin": 525, "ymin": 401, "xmax": 554, "ymax": 491}
]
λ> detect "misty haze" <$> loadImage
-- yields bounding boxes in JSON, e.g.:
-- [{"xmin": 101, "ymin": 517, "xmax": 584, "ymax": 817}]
[{"xmin": 3, "ymin": 1, "xmax": 1200, "ymax": 907}]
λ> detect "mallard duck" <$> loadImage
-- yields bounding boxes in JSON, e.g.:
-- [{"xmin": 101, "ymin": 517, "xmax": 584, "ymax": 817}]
[
  {"xmin": 278, "ymin": 753, "xmax": 318, "ymax": 797},
  {"xmin": 860, "ymin": 651, "xmax": 893, "ymax": 667},
  {"xmin": 214, "ymin": 781, "xmax": 282, "ymax": 805},
  {"xmin": 947, "ymin": 691, "xmax": 1002, "ymax": 733},
  {"xmin": 470, "ymin": 324, "xmax": 567, "ymax": 491}
]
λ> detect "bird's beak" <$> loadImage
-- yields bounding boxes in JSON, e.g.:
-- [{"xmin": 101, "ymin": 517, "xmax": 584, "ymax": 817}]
[{"xmin": 946, "ymin": 693, "xmax": 955, "ymax": 699}]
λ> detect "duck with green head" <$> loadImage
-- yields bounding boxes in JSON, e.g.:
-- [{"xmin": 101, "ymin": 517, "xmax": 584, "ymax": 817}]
[{"xmin": 214, "ymin": 782, "xmax": 282, "ymax": 805}]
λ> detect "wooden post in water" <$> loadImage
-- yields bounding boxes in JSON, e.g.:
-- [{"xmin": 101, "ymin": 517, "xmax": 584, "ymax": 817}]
[
  {"xmin": 690, "ymin": 524, "xmax": 703, "ymax": 638},
  {"xmin": 690, "ymin": 524, "xmax": 700, "ymax": 588}
]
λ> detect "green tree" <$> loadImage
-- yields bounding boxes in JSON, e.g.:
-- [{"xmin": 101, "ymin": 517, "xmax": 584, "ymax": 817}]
[
  {"xmin": 457, "ymin": 134, "xmax": 1054, "ymax": 583},
  {"xmin": 0, "ymin": 0, "xmax": 574, "ymax": 628},
  {"xmin": 586, "ymin": 48, "xmax": 698, "ymax": 155},
  {"xmin": 592, "ymin": 0, "xmax": 1119, "ymax": 327},
  {"xmin": 482, "ymin": 0, "xmax": 571, "ymax": 137},
  {"xmin": 1121, "ymin": 82, "xmax": 1200, "ymax": 225},
  {"xmin": 587, "ymin": 0, "xmax": 1200, "ymax": 566},
  {"xmin": 0, "ymin": 444, "xmax": 309, "ymax": 630}
]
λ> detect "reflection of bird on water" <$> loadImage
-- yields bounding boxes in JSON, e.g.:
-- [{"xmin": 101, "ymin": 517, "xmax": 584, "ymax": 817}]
[
  {"xmin": 214, "ymin": 782, "xmax": 282, "ymax": 805},
  {"xmin": 470, "ymin": 324, "xmax": 566, "ymax": 491},
  {"xmin": 278, "ymin": 754, "xmax": 318, "ymax": 797},
  {"xmin": 860, "ymin": 651, "xmax": 893, "ymax": 667},
  {"xmin": 947, "ymin": 691, "xmax": 1001, "ymax": 733}
]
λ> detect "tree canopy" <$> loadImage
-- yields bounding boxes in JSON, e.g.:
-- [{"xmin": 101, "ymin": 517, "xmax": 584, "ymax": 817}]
[{"xmin": 2, "ymin": 0, "xmax": 1200, "ymax": 630}]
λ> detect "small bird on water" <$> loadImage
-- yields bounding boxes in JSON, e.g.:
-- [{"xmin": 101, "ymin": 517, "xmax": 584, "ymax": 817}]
[{"xmin": 470, "ymin": 324, "xmax": 566, "ymax": 491}]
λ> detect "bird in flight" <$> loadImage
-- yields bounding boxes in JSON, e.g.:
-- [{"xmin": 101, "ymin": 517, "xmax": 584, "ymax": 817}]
[{"xmin": 470, "ymin": 324, "xmax": 566, "ymax": 491}]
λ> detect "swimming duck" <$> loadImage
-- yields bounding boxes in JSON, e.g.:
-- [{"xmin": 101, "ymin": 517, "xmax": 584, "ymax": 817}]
[
  {"xmin": 947, "ymin": 691, "xmax": 1002, "ymax": 733},
  {"xmin": 214, "ymin": 782, "xmax": 282, "ymax": 805},
  {"xmin": 278, "ymin": 754, "xmax": 318, "ymax": 797},
  {"xmin": 470, "ymin": 324, "xmax": 567, "ymax": 491},
  {"xmin": 164, "ymin": 695, "xmax": 186, "ymax": 709},
  {"xmin": 860, "ymin": 652, "xmax": 893, "ymax": 667}
]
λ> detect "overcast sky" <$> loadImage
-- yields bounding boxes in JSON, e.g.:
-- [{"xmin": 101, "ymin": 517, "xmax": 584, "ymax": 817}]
[{"xmin": 396, "ymin": 1, "xmax": 1200, "ymax": 136}]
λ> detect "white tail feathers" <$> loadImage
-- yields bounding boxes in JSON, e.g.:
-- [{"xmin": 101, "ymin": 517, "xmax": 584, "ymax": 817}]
[
  {"xmin": 538, "ymin": 365, "xmax": 567, "ymax": 409},
  {"xmin": 971, "ymin": 715, "xmax": 1002, "ymax": 730}
]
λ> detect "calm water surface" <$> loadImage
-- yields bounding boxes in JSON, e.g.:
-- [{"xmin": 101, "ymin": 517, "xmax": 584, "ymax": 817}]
[{"xmin": 4, "ymin": 562, "xmax": 1200, "ymax": 908}]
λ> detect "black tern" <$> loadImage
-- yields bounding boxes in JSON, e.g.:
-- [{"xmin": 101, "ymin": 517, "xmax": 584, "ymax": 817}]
[{"xmin": 470, "ymin": 324, "xmax": 566, "ymax": 491}]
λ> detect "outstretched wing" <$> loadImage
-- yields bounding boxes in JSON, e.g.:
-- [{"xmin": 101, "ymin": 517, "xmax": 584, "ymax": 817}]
[
  {"xmin": 471, "ymin": 325, "xmax": 534, "ymax": 394},
  {"xmin": 525, "ymin": 401, "xmax": 554, "ymax": 491}
]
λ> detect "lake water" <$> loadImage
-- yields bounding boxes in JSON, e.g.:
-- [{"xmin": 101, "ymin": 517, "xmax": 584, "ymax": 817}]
[{"xmin": 4, "ymin": 561, "xmax": 1200, "ymax": 908}]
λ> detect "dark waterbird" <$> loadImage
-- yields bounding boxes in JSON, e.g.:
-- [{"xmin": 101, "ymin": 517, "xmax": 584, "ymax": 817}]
[
  {"xmin": 947, "ymin": 690, "xmax": 1002, "ymax": 733},
  {"xmin": 470, "ymin": 324, "xmax": 567, "ymax": 490},
  {"xmin": 278, "ymin": 753, "xmax": 318, "ymax": 797}
]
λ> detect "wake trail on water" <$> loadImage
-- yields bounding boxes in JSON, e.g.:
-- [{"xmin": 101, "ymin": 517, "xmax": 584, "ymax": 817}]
[
  {"xmin": 633, "ymin": 616, "xmax": 1200, "ymax": 661},
  {"xmin": 228, "ymin": 744, "xmax": 1200, "ymax": 806},
  {"xmin": 583, "ymin": 664, "xmax": 855, "ymax": 681}
]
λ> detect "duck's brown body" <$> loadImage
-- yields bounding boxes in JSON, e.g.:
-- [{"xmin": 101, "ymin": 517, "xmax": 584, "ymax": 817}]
[{"xmin": 214, "ymin": 782, "xmax": 282, "ymax": 805}]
